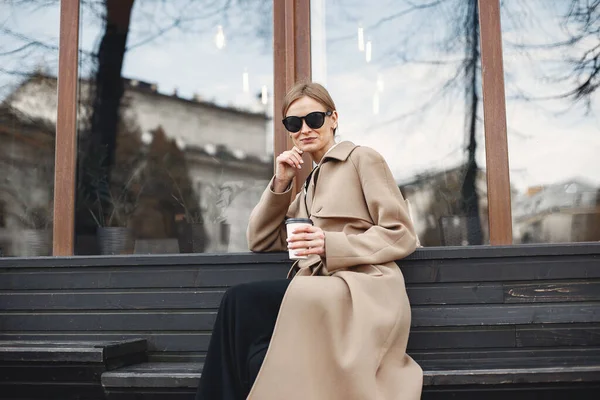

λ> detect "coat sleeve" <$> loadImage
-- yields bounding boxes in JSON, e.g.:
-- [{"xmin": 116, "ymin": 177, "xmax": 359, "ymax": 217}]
[
  {"xmin": 323, "ymin": 148, "xmax": 417, "ymax": 272},
  {"xmin": 247, "ymin": 176, "xmax": 302, "ymax": 252}
]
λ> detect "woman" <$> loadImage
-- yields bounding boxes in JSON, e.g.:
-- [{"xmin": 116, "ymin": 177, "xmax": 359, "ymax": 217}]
[{"xmin": 196, "ymin": 82, "xmax": 422, "ymax": 400}]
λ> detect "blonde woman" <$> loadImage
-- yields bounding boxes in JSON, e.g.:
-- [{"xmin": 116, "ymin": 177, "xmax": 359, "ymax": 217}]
[{"xmin": 196, "ymin": 82, "xmax": 422, "ymax": 400}]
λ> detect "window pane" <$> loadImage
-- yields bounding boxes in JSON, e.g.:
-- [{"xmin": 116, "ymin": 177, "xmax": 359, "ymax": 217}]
[
  {"xmin": 75, "ymin": 0, "xmax": 274, "ymax": 255},
  {"xmin": 0, "ymin": 2, "xmax": 58, "ymax": 257},
  {"xmin": 501, "ymin": 1, "xmax": 600, "ymax": 244},
  {"xmin": 311, "ymin": 0, "xmax": 490, "ymax": 246}
]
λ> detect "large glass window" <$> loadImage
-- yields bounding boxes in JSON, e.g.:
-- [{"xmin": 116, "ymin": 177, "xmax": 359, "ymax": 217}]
[
  {"xmin": 74, "ymin": 0, "xmax": 274, "ymax": 255},
  {"xmin": 311, "ymin": 0, "xmax": 490, "ymax": 246},
  {"xmin": 0, "ymin": 1, "xmax": 58, "ymax": 257},
  {"xmin": 501, "ymin": 0, "xmax": 600, "ymax": 244}
]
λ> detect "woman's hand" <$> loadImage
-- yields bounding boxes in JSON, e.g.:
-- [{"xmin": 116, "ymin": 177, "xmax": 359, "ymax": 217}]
[
  {"xmin": 273, "ymin": 146, "xmax": 304, "ymax": 192},
  {"xmin": 287, "ymin": 224, "xmax": 326, "ymax": 257}
]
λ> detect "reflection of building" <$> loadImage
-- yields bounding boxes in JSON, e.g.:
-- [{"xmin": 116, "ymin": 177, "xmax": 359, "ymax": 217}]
[
  {"xmin": 513, "ymin": 180, "xmax": 600, "ymax": 243},
  {"xmin": 399, "ymin": 166, "xmax": 489, "ymax": 246},
  {"xmin": 1, "ymin": 74, "xmax": 272, "ymax": 255}
]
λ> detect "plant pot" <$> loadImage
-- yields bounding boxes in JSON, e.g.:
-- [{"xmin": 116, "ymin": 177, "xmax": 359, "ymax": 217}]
[
  {"xmin": 175, "ymin": 222, "xmax": 208, "ymax": 253},
  {"xmin": 20, "ymin": 228, "xmax": 52, "ymax": 257},
  {"xmin": 97, "ymin": 227, "xmax": 134, "ymax": 255}
]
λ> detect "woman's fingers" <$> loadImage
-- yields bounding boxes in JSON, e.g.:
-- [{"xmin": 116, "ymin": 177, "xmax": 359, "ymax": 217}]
[{"xmin": 287, "ymin": 226, "xmax": 326, "ymax": 256}]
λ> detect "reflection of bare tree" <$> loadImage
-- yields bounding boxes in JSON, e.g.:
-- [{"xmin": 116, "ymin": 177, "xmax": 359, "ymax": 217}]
[
  {"xmin": 336, "ymin": 0, "xmax": 598, "ymax": 245},
  {"xmin": 74, "ymin": 0, "xmax": 272, "ymax": 236},
  {"xmin": 559, "ymin": 0, "xmax": 599, "ymax": 106}
]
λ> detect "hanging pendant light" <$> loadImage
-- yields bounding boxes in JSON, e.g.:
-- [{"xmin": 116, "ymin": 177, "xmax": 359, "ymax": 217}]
[{"xmin": 215, "ymin": 25, "xmax": 226, "ymax": 49}]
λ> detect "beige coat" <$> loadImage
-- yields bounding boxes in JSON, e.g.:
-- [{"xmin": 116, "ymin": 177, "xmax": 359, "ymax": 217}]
[{"xmin": 246, "ymin": 141, "xmax": 422, "ymax": 399}]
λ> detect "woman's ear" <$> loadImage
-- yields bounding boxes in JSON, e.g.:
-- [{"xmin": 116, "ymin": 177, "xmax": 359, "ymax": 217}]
[{"xmin": 331, "ymin": 110, "xmax": 339, "ymax": 131}]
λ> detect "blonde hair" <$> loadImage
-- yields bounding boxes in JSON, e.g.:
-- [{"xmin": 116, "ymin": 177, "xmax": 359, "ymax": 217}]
[{"xmin": 282, "ymin": 81, "xmax": 337, "ymax": 118}]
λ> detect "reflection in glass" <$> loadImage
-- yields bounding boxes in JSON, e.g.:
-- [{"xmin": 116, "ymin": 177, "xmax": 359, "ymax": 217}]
[
  {"xmin": 311, "ymin": 0, "xmax": 489, "ymax": 246},
  {"xmin": 74, "ymin": 0, "xmax": 274, "ymax": 255},
  {"xmin": 0, "ymin": 2, "xmax": 58, "ymax": 257},
  {"xmin": 501, "ymin": 1, "xmax": 600, "ymax": 243}
]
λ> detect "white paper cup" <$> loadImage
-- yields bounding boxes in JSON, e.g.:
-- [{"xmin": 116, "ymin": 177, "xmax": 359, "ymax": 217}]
[{"xmin": 285, "ymin": 218, "xmax": 313, "ymax": 260}]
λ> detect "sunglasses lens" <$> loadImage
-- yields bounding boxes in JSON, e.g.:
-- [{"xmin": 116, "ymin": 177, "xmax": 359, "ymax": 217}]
[
  {"xmin": 305, "ymin": 112, "xmax": 325, "ymax": 129},
  {"xmin": 283, "ymin": 116, "xmax": 302, "ymax": 132}
]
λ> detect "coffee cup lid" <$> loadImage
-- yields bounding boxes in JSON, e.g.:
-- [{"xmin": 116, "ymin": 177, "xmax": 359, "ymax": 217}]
[{"xmin": 285, "ymin": 218, "xmax": 313, "ymax": 225}]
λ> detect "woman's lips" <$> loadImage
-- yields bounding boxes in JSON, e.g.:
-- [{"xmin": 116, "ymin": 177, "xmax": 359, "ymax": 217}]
[{"xmin": 301, "ymin": 137, "xmax": 317, "ymax": 143}]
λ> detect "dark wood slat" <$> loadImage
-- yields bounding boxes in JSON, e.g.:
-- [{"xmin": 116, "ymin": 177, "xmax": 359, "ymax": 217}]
[
  {"xmin": 0, "ymin": 334, "xmax": 211, "ymax": 354},
  {"xmin": 0, "ymin": 290, "xmax": 225, "ymax": 310},
  {"xmin": 0, "ymin": 266, "xmax": 288, "ymax": 290},
  {"xmin": 407, "ymin": 283, "xmax": 503, "ymax": 305},
  {"xmin": 0, "ymin": 382, "xmax": 104, "ymax": 399},
  {"xmin": 102, "ymin": 362, "xmax": 202, "ymax": 388},
  {"xmin": 2, "ymin": 256, "xmax": 599, "ymax": 291},
  {"xmin": 0, "ymin": 312, "xmax": 217, "ymax": 331},
  {"xmin": 422, "ymin": 383, "xmax": 600, "ymax": 399},
  {"xmin": 0, "ymin": 364, "xmax": 102, "ymax": 382},
  {"xmin": 412, "ymin": 303, "xmax": 600, "ymax": 327},
  {"xmin": 0, "ymin": 339, "xmax": 145, "ymax": 362},
  {"xmin": 412, "ymin": 347, "xmax": 600, "ymax": 370},
  {"xmin": 105, "ymin": 390, "xmax": 196, "ymax": 400},
  {"xmin": 505, "ymin": 281, "xmax": 600, "ymax": 303},
  {"xmin": 408, "ymin": 326, "xmax": 515, "ymax": 350},
  {"xmin": 423, "ymin": 365, "xmax": 600, "ymax": 386},
  {"xmin": 401, "ymin": 257, "xmax": 600, "ymax": 283},
  {"xmin": 2, "ymin": 244, "xmax": 599, "ymax": 269},
  {"xmin": 516, "ymin": 323, "xmax": 600, "ymax": 347},
  {"xmin": 8, "ymin": 303, "xmax": 596, "ymax": 332},
  {"xmin": 0, "ymin": 284, "xmax": 502, "ymax": 311}
]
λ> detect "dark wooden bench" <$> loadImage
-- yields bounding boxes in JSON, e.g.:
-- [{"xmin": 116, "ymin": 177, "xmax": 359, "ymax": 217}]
[
  {"xmin": 0, "ymin": 339, "xmax": 147, "ymax": 400},
  {"xmin": 1, "ymin": 244, "xmax": 599, "ymax": 398}
]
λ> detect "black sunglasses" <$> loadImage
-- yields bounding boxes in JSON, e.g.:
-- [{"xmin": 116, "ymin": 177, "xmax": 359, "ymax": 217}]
[{"xmin": 282, "ymin": 111, "xmax": 332, "ymax": 133}]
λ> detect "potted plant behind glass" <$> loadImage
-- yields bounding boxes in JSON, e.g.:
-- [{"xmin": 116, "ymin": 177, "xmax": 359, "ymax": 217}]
[
  {"xmin": 0, "ymin": 183, "xmax": 53, "ymax": 257},
  {"xmin": 171, "ymin": 181, "xmax": 207, "ymax": 254}
]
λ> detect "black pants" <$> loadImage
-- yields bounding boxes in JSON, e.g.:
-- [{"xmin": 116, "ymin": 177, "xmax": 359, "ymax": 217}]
[{"xmin": 195, "ymin": 279, "xmax": 291, "ymax": 400}]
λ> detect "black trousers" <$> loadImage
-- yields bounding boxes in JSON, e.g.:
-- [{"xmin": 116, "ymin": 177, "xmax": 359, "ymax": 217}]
[{"xmin": 195, "ymin": 279, "xmax": 291, "ymax": 400}]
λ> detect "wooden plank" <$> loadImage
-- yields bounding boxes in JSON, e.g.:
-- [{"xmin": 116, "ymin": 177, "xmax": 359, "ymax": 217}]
[
  {"xmin": 105, "ymin": 389, "xmax": 197, "ymax": 400},
  {"xmin": 273, "ymin": 0, "xmax": 287, "ymax": 175},
  {"xmin": 505, "ymin": 281, "xmax": 600, "ymax": 303},
  {"xmin": 0, "ymin": 382, "xmax": 104, "ymax": 399},
  {"xmin": 1, "ymin": 243, "xmax": 599, "ymax": 269},
  {"xmin": 478, "ymin": 0, "xmax": 512, "ymax": 245},
  {"xmin": 412, "ymin": 303, "xmax": 600, "ymax": 327},
  {"xmin": 0, "ymin": 290, "xmax": 225, "ymax": 310},
  {"xmin": 102, "ymin": 362, "xmax": 202, "ymax": 388},
  {"xmin": 0, "ymin": 339, "xmax": 145, "ymax": 362},
  {"xmin": 423, "ymin": 365, "xmax": 600, "ymax": 386},
  {"xmin": 2, "ymin": 255, "xmax": 599, "ymax": 291},
  {"xmin": 0, "ymin": 266, "xmax": 288, "ymax": 290},
  {"xmin": 0, "ymin": 333, "xmax": 210, "ymax": 354},
  {"xmin": 516, "ymin": 323, "xmax": 600, "ymax": 347},
  {"xmin": 53, "ymin": 0, "xmax": 80, "ymax": 255},
  {"xmin": 0, "ymin": 364, "xmax": 102, "ymax": 382},
  {"xmin": 292, "ymin": 0, "xmax": 313, "ymax": 192},
  {"xmin": 1, "ymin": 284, "xmax": 502, "ymax": 310},
  {"xmin": 407, "ymin": 283, "xmax": 503, "ymax": 305},
  {"xmin": 412, "ymin": 347, "xmax": 600, "ymax": 370},
  {"xmin": 0, "ymin": 312, "xmax": 217, "ymax": 332},
  {"xmin": 408, "ymin": 326, "xmax": 515, "ymax": 350},
  {"xmin": 422, "ymin": 385, "xmax": 600, "ymax": 399},
  {"xmin": 401, "ymin": 256, "xmax": 600, "ymax": 283},
  {"xmin": 7, "ymin": 304, "xmax": 597, "ymax": 332}
]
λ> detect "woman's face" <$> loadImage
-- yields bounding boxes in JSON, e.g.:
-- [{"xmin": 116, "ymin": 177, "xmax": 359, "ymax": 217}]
[{"xmin": 285, "ymin": 96, "xmax": 338, "ymax": 155}]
